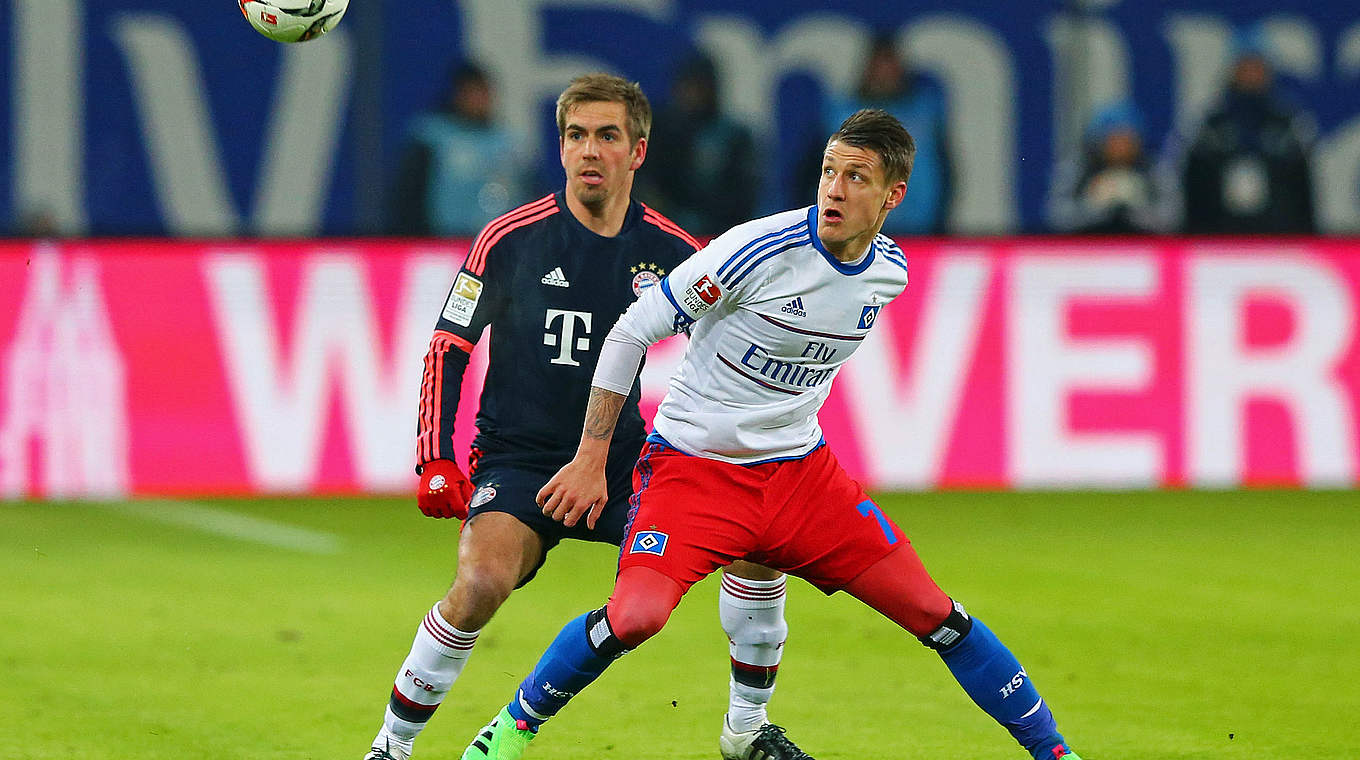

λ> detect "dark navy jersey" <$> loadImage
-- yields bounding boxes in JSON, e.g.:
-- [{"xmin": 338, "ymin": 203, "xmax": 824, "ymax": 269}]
[{"xmin": 416, "ymin": 191, "xmax": 701, "ymax": 468}]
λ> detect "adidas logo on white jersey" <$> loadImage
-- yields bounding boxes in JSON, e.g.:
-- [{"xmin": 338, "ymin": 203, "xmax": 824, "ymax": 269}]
[
  {"xmin": 780, "ymin": 297, "xmax": 806, "ymax": 317},
  {"xmin": 541, "ymin": 267, "xmax": 571, "ymax": 288}
]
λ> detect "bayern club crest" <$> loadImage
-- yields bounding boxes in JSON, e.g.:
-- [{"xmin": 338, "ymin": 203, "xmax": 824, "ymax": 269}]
[
  {"xmin": 470, "ymin": 486, "xmax": 497, "ymax": 508},
  {"xmin": 629, "ymin": 262, "xmax": 665, "ymax": 296},
  {"xmin": 632, "ymin": 270, "xmax": 660, "ymax": 295}
]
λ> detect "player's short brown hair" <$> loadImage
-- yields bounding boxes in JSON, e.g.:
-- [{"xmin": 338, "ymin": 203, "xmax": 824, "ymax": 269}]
[
  {"xmin": 556, "ymin": 73, "xmax": 652, "ymax": 145},
  {"xmin": 827, "ymin": 108, "xmax": 916, "ymax": 185}
]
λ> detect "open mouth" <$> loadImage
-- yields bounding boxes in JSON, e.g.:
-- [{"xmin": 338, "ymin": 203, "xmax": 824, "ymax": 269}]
[
  {"xmin": 579, "ymin": 169, "xmax": 604, "ymax": 185},
  {"xmin": 821, "ymin": 208, "xmax": 844, "ymax": 223}
]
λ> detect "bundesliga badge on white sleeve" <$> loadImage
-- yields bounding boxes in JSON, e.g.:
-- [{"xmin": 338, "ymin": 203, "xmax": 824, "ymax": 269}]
[{"xmin": 239, "ymin": 0, "xmax": 349, "ymax": 43}]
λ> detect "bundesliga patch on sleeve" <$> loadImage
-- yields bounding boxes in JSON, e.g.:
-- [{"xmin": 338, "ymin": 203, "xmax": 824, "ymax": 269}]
[
  {"xmin": 681, "ymin": 274, "xmax": 722, "ymax": 313},
  {"xmin": 628, "ymin": 530, "xmax": 669, "ymax": 556},
  {"xmin": 441, "ymin": 273, "xmax": 483, "ymax": 327}
]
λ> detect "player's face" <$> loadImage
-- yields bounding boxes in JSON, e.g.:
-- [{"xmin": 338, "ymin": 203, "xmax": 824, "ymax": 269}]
[
  {"xmin": 560, "ymin": 101, "xmax": 646, "ymax": 208},
  {"xmin": 816, "ymin": 140, "xmax": 907, "ymax": 259}
]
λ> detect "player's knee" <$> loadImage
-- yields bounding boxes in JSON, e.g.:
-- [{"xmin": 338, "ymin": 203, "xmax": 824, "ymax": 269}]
[
  {"xmin": 454, "ymin": 567, "xmax": 517, "ymax": 605},
  {"xmin": 581, "ymin": 606, "xmax": 629, "ymax": 659},
  {"xmin": 604, "ymin": 598, "xmax": 671, "ymax": 648},
  {"xmin": 606, "ymin": 566, "xmax": 684, "ymax": 647},
  {"xmin": 443, "ymin": 566, "xmax": 519, "ymax": 628},
  {"xmin": 720, "ymin": 610, "xmax": 788, "ymax": 646},
  {"xmin": 918, "ymin": 598, "xmax": 974, "ymax": 652}
]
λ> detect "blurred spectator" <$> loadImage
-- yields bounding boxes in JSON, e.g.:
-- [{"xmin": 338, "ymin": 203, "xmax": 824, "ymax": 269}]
[
  {"xmin": 638, "ymin": 52, "xmax": 759, "ymax": 236},
  {"xmin": 1180, "ymin": 27, "xmax": 1316, "ymax": 234},
  {"xmin": 387, "ymin": 60, "xmax": 526, "ymax": 236},
  {"xmin": 796, "ymin": 33, "xmax": 953, "ymax": 235},
  {"xmin": 1048, "ymin": 101, "xmax": 1175, "ymax": 234}
]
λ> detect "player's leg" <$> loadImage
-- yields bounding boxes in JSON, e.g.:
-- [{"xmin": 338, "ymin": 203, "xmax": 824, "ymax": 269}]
[
  {"xmin": 366, "ymin": 505, "xmax": 546, "ymax": 759},
  {"xmin": 765, "ymin": 448, "xmax": 1080, "ymax": 760},
  {"xmin": 505, "ymin": 442, "xmax": 733, "ymax": 729},
  {"xmin": 512, "ymin": 565, "xmax": 685, "ymax": 718},
  {"xmin": 719, "ymin": 561, "xmax": 814, "ymax": 760},
  {"xmin": 720, "ymin": 561, "xmax": 787, "ymax": 732},
  {"xmin": 458, "ymin": 565, "xmax": 687, "ymax": 760},
  {"xmin": 461, "ymin": 444, "xmax": 755, "ymax": 760},
  {"xmin": 842, "ymin": 531, "xmax": 1080, "ymax": 760}
]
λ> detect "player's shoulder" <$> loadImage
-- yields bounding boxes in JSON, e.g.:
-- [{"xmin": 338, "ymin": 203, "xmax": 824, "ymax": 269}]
[
  {"xmin": 873, "ymin": 232, "xmax": 906, "ymax": 263},
  {"xmin": 707, "ymin": 207, "xmax": 813, "ymax": 260},
  {"xmin": 462, "ymin": 193, "xmax": 562, "ymax": 276},
  {"xmin": 718, "ymin": 207, "xmax": 813, "ymax": 247},
  {"xmin": 637, "ymin": 202, "xmax": 704, "ymax": 254},
  {"xmin": 872, "ymin": 232, "xmax": 909, "ymax": 280},
  {"xmin": 707, "ymin": 207, "xmax": 816, "ymax": 287}
]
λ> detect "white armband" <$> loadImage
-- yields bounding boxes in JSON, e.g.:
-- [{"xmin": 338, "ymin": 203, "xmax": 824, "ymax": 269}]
[{"xmin": 592, "ymin": 333, "xmax": 647, "ymax": 395}]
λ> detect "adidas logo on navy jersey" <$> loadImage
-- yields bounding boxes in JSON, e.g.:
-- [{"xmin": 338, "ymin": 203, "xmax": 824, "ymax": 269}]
[
  {"xmin": 780, "ymin": 297, "xmax": 807, "ymax": 317},
  {"xmin": 541, "ymin": 267, "xmax": 571, "ymax": 288}
]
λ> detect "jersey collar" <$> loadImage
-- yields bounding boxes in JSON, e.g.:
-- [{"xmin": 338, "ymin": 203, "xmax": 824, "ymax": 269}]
[
  {"xmin": 556, "ymin": 190, "xmax": 642, "ymax": 240},
  {"xmin": 808, "ymin": 206, "xmax": 875, "ymax": 275}
]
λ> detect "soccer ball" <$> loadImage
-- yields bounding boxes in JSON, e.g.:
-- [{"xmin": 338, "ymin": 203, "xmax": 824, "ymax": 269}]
[{"xmin": 239, "ymin": 0, "xmax": 349, "ymax": 43}]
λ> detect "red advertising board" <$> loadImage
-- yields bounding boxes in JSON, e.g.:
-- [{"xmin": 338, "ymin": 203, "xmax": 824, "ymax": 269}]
[{"xmin": 3, "ymin": 239, "xmax": 1358, "ymax": 498}]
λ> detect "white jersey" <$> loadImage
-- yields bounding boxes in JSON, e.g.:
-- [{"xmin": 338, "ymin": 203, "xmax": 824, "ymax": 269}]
[{"xmin": 602, "ymin": 206, "xmax": 908, "ymax": 464}]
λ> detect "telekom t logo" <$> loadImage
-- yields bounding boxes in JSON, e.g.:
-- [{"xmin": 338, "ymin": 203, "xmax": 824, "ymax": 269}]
[{"xmin": 544, "ymin": 309, "xmax": 592, "ymax": 366}]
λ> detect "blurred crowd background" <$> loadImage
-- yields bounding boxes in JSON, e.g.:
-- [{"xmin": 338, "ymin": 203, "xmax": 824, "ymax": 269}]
[
  {"xmin": 3, "ymin": 0, "xmax": 1356, "ymax": 240},
  {"xmin": 6, "ymin": 0, "xmax": 1360, "ymax": 500}
]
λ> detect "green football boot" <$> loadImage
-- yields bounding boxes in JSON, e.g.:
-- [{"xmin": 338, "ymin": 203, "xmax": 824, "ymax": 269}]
[{"xmin": 460, "ymin": 707, "xmax": 536, "ymax": 760}]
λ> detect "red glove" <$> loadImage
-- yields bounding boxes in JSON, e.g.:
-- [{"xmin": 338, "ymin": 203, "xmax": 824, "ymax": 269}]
[{"xmin": 417, "ymin": 459, "xmax": 475, "ymax": 519}]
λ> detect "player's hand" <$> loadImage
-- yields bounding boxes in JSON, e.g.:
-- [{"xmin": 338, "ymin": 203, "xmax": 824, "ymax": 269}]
[
  {"xmin": 537, "ymin": 457, "xmax": 608, "ymax": 530},
  {"xmin": 417, "ymin": 459, "xmax": 475, "ymax": 519}
]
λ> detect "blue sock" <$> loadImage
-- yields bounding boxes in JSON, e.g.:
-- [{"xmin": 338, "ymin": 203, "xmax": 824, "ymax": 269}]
[
  {"xmin": 505, "ymin": 609, "xmax": 623, "ymax": 728},
  {"xmin": 937, "ymin": 617, "xmax": 1066, "ymax": 758}
]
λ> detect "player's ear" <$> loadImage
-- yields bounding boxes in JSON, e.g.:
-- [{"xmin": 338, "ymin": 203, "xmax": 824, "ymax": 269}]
[
  {"xmin": 630, "ymin": 137, "xmax": 648, "ymax": 172},
  {"xmin": 882, "ymin": 179, "xmax": 908, "ymax": 211}
]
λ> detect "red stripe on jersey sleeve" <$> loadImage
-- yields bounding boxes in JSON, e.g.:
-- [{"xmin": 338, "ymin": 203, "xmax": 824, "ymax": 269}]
[
  {"xmin": 433, "ymin": 329, "xmax": 473, "ymax": 355},
  {"xmin": 417, "ymin": 339, "xmax": 437, "ymax": 462},
  {"xmin": 431, "ymin": 334, "xmax": 446, "ymax": 463},
  {"xmin": 464, "ymin": 194, "xmax": 557, "ymax": 275},
  {"xmin": 641, "ymin": 205, "xmax": 703, "ymax": 251},
  {"xmin": 468, "ymin": 204, "xmax": 559, "ymax": 275},
  {"xmin": 417, "ymin": 331, "xmax": 467, "ymax": 465}
]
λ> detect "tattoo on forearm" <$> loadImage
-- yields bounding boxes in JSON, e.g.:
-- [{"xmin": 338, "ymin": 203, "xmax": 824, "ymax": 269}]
[{"xmin": 584, "ymin": 387, "xmax": 626, "ymax": 441}]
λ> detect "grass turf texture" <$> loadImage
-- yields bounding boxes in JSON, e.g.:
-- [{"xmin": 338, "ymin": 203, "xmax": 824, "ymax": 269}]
[{"xmin": 2, "ymin": 490, "xmax": 1357, "ymax": 759}]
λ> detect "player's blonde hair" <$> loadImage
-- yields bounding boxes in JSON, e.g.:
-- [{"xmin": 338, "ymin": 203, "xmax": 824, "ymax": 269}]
[{"xmin": 556, "ymin": 73, "xmax": 652, "ymax": 145}]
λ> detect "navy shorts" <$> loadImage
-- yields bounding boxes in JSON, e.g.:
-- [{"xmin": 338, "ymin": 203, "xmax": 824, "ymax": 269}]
[{"xmin": 464, "ymin": 446, "xmax": 640, "ymax": 586}]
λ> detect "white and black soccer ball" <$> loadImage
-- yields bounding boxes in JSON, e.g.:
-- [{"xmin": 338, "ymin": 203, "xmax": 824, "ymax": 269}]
[{"xmin": 239, "ymin": 0, "xmax": 349, "ymax": 43}]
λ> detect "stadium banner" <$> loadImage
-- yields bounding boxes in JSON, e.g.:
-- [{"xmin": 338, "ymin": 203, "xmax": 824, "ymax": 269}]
[
  {"xmin": 2, "ymin": 0, "xmax": 1359, "ymax": 236},
  {"xmin": 2, "ymin": 238, "xmax": 1358, "ymax": 499}
]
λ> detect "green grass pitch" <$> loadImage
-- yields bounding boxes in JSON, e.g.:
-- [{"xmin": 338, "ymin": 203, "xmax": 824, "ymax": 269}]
[{"xmin": 3, "ymin": 490, "xmax": 1357, "ymax": 759}]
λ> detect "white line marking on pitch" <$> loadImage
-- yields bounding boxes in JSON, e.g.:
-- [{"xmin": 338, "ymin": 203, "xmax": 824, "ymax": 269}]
[{"xmin": 98, "ymin": 499, "xmax": 344, "ymax": 555}]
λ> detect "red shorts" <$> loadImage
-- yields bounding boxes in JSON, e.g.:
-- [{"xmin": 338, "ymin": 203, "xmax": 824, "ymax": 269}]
[{"xmin": 619, "ymin": 441, "xmax": 906, "ymax": 594}]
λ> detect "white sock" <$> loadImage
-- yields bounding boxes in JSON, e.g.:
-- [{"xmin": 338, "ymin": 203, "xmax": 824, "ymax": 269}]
[
  {"xmin": 719, "ymin": 573, "xmax": 788, "ymax": 733},
  {"xmin": 373, "ymin": 602, "xmax": 479, "ymax": 749}
]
